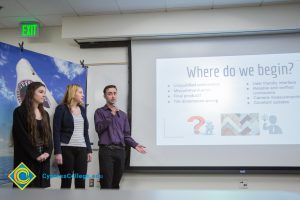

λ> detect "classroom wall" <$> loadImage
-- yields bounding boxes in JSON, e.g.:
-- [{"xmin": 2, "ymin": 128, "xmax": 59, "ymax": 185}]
[
  {"xmin": 121, "ymin": 173, "xmax": 300, "ymax": 192},
  {"xmin": 0, "ymin": 26, "xmax": 127, "ymax": 189},
  {"xmin": 1, "ymin": 3, "xmax": 300, "ymax": 191},
  {"xmin": 62, "ymin": 4, "xmax": 300, "ymax": 39},
  {"xmin": 0, "ymin": 27, "xmax": 127, "ymax": 65}
]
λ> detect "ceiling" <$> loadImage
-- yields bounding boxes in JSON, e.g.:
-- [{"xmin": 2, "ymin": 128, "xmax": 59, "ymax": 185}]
[{"xmin": 0, "ymin": 0, "xmax": 299, "ymax": 29}]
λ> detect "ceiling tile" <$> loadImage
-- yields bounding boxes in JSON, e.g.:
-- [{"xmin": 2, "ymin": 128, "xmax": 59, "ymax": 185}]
[
  {"xmin": 0, "ymin": 0, "xmax": 299, "ymax": 29},
  {"xmin": 116, "ymin": 0, "xmax": 166, "ymax": 12},
  {"xmin": 35, "ymin": 15, "xmax": 65, "ymax": 27},
  {"xmin": 0, "ymin": 16, "xmax": 39, "ymax": 28},
  {"xmin": 213, "ymin": 0, "xmax": 261, "ymax": 8},
  {"xmin": 0, "ymin": 0, "xmax": 31, "ymax": 17},
  {"xmin": 262, "ymin": 0, "xmax": 300, "ymax": 5},
  {"xmin": 166, "ymin": 0, "xmax": 212, "ymax": 10},
  {"xmin": 16, "ymin": 0, "xmax": 76, "ymax": 15},
  {"xmin": 67, "ymin": 0, "xmax": 120, "ymax": 15}
]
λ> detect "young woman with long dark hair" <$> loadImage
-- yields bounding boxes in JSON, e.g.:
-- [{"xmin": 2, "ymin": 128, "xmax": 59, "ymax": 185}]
[{"xmin": 12, "ymin": 81, "xmax": 53, "ymax": 188}]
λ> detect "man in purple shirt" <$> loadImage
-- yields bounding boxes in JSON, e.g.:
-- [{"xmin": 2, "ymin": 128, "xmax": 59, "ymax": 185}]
[{"xmin": 94, "ymin": 85, "xmax": 146, "ymax": 189}]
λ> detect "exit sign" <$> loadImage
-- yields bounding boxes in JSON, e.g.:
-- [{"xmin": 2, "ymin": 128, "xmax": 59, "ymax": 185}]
[{"xmin": 20, "ymin": 22, "xmax": 39, "ymax": 37}]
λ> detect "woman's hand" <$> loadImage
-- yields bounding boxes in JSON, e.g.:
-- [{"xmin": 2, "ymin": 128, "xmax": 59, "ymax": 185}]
[
  {"xmin": 87, "ymin": 153, "xmax": 92, "ymax": 162},
  {"xmin": 55, "ymin": 154, "xmax": 63, "ymax": 165},
  {"xmin": 43, "ymin": 153, "xmax": 50, "ymax": 160},
  {"xmin": 36, "ymin": 153, "xmax": 49, "ymax": 162}
]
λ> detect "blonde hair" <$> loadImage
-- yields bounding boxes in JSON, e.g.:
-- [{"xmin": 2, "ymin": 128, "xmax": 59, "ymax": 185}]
[{"xmin": 61, "ymin": 84, "xmax": 83, "ymax": 108}]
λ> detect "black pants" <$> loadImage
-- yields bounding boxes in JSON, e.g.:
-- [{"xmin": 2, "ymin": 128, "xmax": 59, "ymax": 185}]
[
  {"xmin": 58, "ymin": 146, "xmax": 87, "ymax": 189},
  {"xmin": 98, "ymin": 146, "xmax": 125, "ymax": 189}
]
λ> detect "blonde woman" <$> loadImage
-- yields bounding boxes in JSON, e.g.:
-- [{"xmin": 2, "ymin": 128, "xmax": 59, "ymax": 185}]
[{"xmin": 53, "ymin": 84, "xmax": 92, "ymax": 189}]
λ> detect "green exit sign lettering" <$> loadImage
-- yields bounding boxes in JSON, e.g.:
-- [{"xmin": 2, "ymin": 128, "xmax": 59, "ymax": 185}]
[{"xmin": 20, "ymin": 22, "xmax": 39, "ymax": 37}]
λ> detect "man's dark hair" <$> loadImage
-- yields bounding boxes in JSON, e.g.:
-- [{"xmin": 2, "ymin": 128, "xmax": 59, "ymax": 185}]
[{"xmin": 103, "ymin": 85, "xmax": 117, "ymax": 94}]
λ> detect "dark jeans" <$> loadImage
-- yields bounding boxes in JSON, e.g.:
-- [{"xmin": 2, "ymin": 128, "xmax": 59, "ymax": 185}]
[
  {"xmin": 58, "ymin": 146, "xmax": 87, "ymax": 189},
  {"xmin": 98, "ymin": 146, "xmax": 125, "ymax": 189}
]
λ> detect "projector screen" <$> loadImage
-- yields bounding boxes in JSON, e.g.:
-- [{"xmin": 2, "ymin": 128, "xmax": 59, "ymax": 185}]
[{"xmin": 130, "ymin": 33, "xmax": 300, "ymax": 170}]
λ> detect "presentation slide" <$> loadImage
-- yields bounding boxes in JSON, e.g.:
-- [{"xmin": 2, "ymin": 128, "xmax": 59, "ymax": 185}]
[
  {"xmin": 157, "ymin": 53, "xmax": 300, "ymax": 146},
  {"xmin": 131, "ymin": 35, "xmax": 300, "ymax": 168}
]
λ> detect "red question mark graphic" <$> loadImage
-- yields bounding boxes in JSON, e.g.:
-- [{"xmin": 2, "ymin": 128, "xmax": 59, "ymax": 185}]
[{"xmin": 187, "ymin": 116, "xmax": 205, "ymax": 134}]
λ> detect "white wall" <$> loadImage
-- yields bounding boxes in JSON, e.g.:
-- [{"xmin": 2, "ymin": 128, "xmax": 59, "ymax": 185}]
[
  {"xmin": 62, "ymin": 4, "xmax": 300, "ymax": 39},
  {"xmin": 0, "ymin": 26, "xmax": 127, "ymax": 189},
  {"xmin": 0, "ymin": 27, "xmax": 127, "ymax": 65},
  {"xmin": 121, "ymin": 173, "xmax": 300, "ymax": 192}
]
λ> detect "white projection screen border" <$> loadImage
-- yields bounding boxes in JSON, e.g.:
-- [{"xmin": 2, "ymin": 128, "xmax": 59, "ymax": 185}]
[{"xmin": 129, "ymin": 33, "xmax": 300, "ymax": 173}]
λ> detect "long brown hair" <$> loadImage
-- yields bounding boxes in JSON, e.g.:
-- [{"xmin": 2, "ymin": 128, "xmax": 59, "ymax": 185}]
[{"xmin": 21, "ymin": 82, "xmax": 51, "ymax": 145}]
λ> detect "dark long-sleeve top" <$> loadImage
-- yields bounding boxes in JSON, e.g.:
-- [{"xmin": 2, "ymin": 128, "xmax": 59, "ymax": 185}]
[
  {"xmin": 53, "ymin": 104, "xmax": 92, "ymax": 155},
  {"xmin": 12, "ymin": 105, "xmax": 53, "ymax": 188},
  {"xmin": 94, "ymin": 105, "xmax": 138, "ymax": 148}
]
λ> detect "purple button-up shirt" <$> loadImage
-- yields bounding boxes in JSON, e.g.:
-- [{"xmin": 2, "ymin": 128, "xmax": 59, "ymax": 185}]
[{"xmin": 94, "ymin": 105, "xmax": 138, "ymax": 148}]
